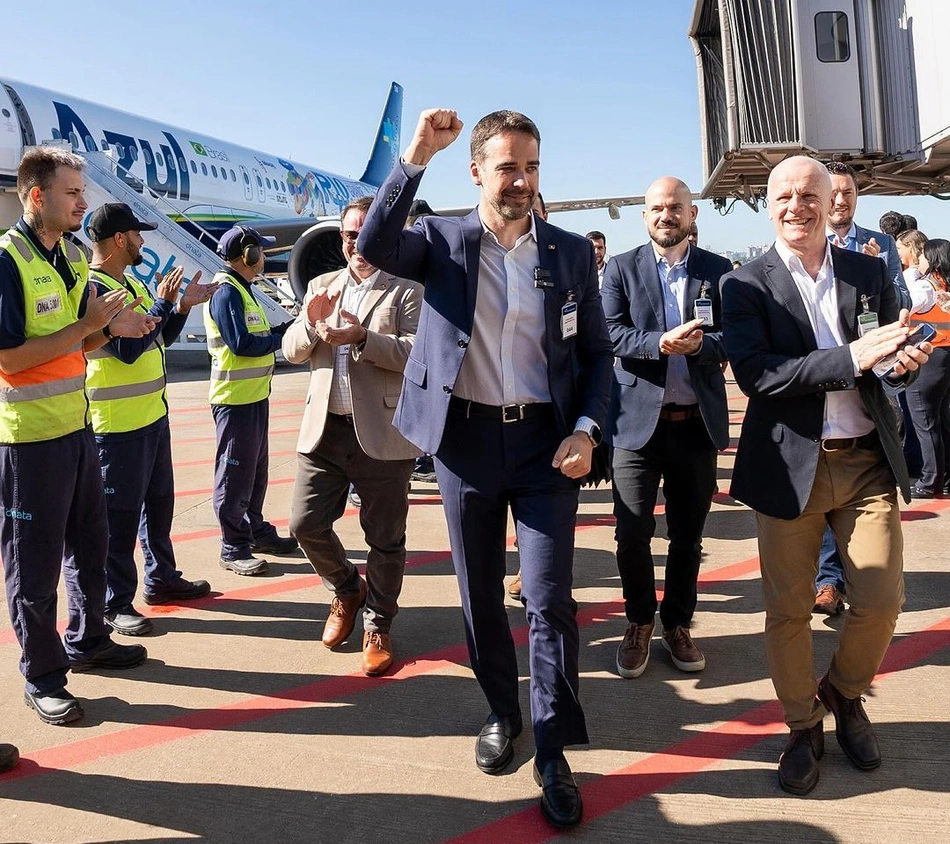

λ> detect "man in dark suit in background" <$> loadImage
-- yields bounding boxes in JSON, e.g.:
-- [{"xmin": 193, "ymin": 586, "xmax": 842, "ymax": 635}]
[
  {"xmin": 721, "ymin": 156, "xmax": 930, "ymax": 796},
  {"xmin": 601, "ymin": 177, "xmax": 730, "ymax": 680},
  {"xmin": 358, "ymin": 108, "xmax": 613, "ymax": 829}
]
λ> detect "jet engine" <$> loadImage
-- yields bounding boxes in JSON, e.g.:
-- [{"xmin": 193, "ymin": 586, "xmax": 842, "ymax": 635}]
[{"xmin": 286, "ymin": 221, "xmax": 345, "ymax": 302}]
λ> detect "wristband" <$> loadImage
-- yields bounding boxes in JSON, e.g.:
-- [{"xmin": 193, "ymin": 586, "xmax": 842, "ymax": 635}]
[{"xmin": 102, "ymin": 322, "xmax": 114, "ymax": 340}]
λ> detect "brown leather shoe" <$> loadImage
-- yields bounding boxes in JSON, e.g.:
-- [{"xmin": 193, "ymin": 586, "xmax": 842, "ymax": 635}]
[
  {"xmin": 321, "ymin": 577, "xmax": 367, "ymax": 649},
  {"xmin": 778, "ymin": 722, "xmax": 825, "ymax": 795},
  {"xmin": 813, "ymin": 584, "xmax": 845, "ymax": 615},
  {"xmin": 661, "ymin": 625, "xmax": 706, "ymax": 671},
  {"xmin": 362, "ymin": 631, "xmax": 393, "ymax": 676},
  {"xmin": 616, "ymin": 621, "xmax": 655, "ymax": 678},
  {"xmin": 508, "ymin": 571, "xmax": 522, "ymax": 600},
  {"xmin": 817, "ymin": 674, "xmax": 881, "ymax": 770}
]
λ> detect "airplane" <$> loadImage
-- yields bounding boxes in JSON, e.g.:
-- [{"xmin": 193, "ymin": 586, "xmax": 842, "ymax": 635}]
[{"xmin": 0, "ymin": 77, "xmax": 650, "ymax": 312}]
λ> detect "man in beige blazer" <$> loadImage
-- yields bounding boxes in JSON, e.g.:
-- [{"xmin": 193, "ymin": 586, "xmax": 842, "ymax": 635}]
[{"xmin": 283, "ymin": 195, "xmax": 422, "ymax": 677}]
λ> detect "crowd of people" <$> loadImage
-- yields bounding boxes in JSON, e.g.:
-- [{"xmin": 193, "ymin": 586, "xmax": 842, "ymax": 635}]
[{"xmin": 0, "ymin": 114, "xmax": 945, "ymax": 830}]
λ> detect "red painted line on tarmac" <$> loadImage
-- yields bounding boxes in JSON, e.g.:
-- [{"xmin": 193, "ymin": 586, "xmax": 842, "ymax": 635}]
[
  {"xmin": 0, "ymin": 554, "xmax": 763, "ymax": 780},
  {"xmin": 441, "ymin": 614, "xmax": 950, "ymax": 844}
]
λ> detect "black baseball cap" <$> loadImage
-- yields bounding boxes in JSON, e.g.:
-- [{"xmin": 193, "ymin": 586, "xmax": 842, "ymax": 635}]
[
  {"xmin": 88, "ymin": 203, "xmax": 158, "ymax": 241},
  {"xmin": 216, "ymin": 225, "xmax": 276, "ymax": 260}
]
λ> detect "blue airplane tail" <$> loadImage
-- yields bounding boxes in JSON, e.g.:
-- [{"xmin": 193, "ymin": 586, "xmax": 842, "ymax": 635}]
[{"xmin": 359, "ymin": 82, "xmax": 403, "ymax": 187}]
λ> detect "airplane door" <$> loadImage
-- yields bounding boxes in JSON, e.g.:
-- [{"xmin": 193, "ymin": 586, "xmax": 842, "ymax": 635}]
[
  {"xmin": 0, "ymin": 84, "xmax": 25, "ymax": 174},
  {"xmin": 238, "ymin": 165, "xmax": 253, "ymax": 201},
  {"xmin": 252, "ymin": 167, "xmax": 265, "ymax": 203}
]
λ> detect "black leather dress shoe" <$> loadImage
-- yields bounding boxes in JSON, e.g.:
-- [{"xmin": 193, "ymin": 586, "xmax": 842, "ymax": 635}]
[
  {"xmin": 0, "ymin": 743, "xmax": 20, "ymax": 773},
  {"xmin": 105, "ymin": 606, "xmax": 154, "ymax": 636},
  {"xmin": 533, "ymin": 757, "xmax": 583, "ymax": 827},
  {"xmin": 69, "ymin": 641, "xmax": 148, "ymax": 673},
  {"xmin": 778, "ymin": 722, "xmax": 824, "ymax": 795},
  {"xmin": 250, "ymin": 535, "xmax": 299, "ymax": 555},
  {"xmin": 24, "ymin": 688, "xmax": 84, "ymax": 725},
  {"xmin": 143, "ymin": 578, "xmax": 211, "ymax": 606},
  {"xmin": 475, "ymin": 712, "xmax": 522, "ymax": 774},
  {"xmin": 817, "ymin": 674, "xmax": 882, "ymax": 770}
]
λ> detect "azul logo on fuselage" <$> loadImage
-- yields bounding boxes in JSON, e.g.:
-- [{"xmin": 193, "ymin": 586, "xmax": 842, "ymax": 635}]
[{"xmin": 52, "ymin": 101, "xmax": 191, "ymax": 202}]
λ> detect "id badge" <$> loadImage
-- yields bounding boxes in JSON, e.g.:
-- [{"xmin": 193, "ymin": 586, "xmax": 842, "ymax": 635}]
[
  {"xmin": 857, "ymin": 311, "xmax": 879, "ymax": 336},
  {"xmin": 694, "ymin": 298, "xmax": 714, "ymax": 326},
  {"xmin": 561, "ymin": 302, "xmax": 578, "ymax": 339}
]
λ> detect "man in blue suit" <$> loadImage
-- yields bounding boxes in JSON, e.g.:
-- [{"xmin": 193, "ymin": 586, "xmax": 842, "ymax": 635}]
[
  {"xmin": 358, "ymin": 108, "xmax": 613, "ymax": 829},
  {"xmin": 601, "ymin": 177, "xmax": 731, "ymax": 680}
]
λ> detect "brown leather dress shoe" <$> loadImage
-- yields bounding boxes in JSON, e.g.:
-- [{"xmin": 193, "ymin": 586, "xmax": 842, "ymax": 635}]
[
  {"xmin": 817, "ymin": 674, "xmax": 881, "ymax": 770},
  {"xmin": 813, "ymin": 584, "xmax": 845, "ymax": 615},
  {"xmin": 661, "ymin": 625, "xmax": 706, "ymax": 672},
  {"xmin": 778, "ymin": 722, "xmax": 825, "ymax": 795},
  {"xmin": 362, "ymin": 631, "xmax": 393, "ymax": 676},
  {"xmin": 321, "ymin": 577, "xmax": 367, "ymax": 649},
  {"xmin": 0, "ymin": 743, "xmax": 19, "ymax": 774},
  {"xmin": 507, "ymin": 571, "xmax": 522, "ymax": 600},
  {"xmin": 616, "ymin": 621, "xmax": 655, "ymax": 678}
]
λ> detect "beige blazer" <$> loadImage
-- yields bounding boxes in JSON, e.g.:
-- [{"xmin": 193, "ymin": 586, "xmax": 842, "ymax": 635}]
[{"xmin": 282, "ymin": 268, "xmax": 423, "ymax": 460}]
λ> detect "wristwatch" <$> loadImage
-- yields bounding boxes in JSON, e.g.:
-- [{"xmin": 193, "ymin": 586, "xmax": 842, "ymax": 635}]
[{"xmin": 575, "ymin": 419, "xmax": 602, "ymax": 447}]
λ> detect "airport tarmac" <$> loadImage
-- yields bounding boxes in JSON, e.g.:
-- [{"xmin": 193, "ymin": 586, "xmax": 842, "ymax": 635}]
[{"xmin": 1, "ymin": 363, "xmax": 948, "ymax": 843}]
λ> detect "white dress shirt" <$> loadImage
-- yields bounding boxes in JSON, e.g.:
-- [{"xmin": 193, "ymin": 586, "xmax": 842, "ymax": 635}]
[{"xmin": 774, "ymin": 239, "xmax": 874, "ymax": 439}]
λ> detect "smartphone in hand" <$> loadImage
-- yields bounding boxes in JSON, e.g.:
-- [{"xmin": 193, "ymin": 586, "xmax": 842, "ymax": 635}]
[{"xmin": 871, "ymin": 322, "xmax": 936, "ymax": 379}]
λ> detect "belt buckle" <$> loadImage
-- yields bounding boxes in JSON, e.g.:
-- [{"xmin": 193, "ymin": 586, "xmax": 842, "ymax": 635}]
[
  {"xmin": 821, "ymin": 437, "xmax": 851, "ymax": 452},
  {"xmin": 501, "ymin": 404, "xmax": 525, "ymax": 423}
]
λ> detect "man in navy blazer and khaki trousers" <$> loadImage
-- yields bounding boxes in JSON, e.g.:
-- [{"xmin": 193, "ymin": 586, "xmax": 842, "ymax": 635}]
[
  {"xmin": 601, "ymin": 177, "xmax": 731, "ymax": 681},
  {"xmin": 721, "ymin": 156, "xmax": 931, "ymax": 796},
  {"xmin": 359, "ymin": 108, "xmax": 613, "ymax": 829}
]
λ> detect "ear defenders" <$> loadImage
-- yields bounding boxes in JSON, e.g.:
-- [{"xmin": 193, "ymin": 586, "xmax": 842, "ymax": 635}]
[{"xmin": 235, "ymin": 224, "xmax": 262, "ymax": 266}]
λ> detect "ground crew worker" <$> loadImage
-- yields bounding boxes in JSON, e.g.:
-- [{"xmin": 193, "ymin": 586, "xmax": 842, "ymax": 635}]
[
  {"xmin": 205, "ymin": 225, "xmax": 297, "ymax": 575},
  {"xmin": 86, "ymin": 203, "xmax": 218, "ymax": 636},
  {"xmin": 0, "ymin": 147, "xmax": 152, "ymax": 725}
]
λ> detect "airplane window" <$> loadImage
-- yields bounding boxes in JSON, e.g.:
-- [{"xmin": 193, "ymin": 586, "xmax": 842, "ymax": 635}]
[
  {"xmin": 221, "ymin": 169, "xmax": 227, "ymax": 179},
  {"xmin": 130, "ymin": 146, "xmax": 139, "ymax": 162},
  {"xmin": 201, "ymin": 162, "xmax": 208, "ymax": 176},
  {"xmin": 190, "ymin": 160, "xmax": 197, "ymax": 174},
  {"xmin": 266, "ymin": 178, "xmax": 272, "ymax": 189},
  {"xmin": 243, "ymin": 172, "xmax": 250, "ymax": 185},
  {"xmin": 156, "ymin": 151, "xmax": 165, "ymax": 167},
  {"xmin": 178, "ymin": 156, "xmax": 186, "ymax": 171},
  {"xmin": 211, "ymin": 165, "xmax": 218, "ymax": 178},
  {"xmin": 1, "ymin": 108, "xmax": 9, "ymax": 118},
  {"xmin": 51, "ymin": 128, "xmax": 62, "ymax": 140},
  {"xmin": 230, "ymin": 170, "xmax": 236, "ymax": 181},
  {"xmin": 256, "ymin": 175, "xmax": 263, "ymax": 187},
  {"xmin": 84, "ymin": 135, "xmax": 96, "ymax": 151},
  {"xmin": 142, "ymin": 147, "xmax": 153, "ymax": 165},
  {"xmin": 68, "ymin": 131, "xmax": 79, "ymax": 148},
  {"xmin": 116, "ymin": 143, "xmax": 125, "ymax": 159}
]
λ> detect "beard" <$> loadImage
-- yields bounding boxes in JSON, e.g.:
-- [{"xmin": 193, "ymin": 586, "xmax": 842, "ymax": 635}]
[
  {"xmin": 650, "ymin": 223, "xmax": 689, "ymax": 249},
  {"xmin": 490, "ymin": 190, "xmax": 534, "ymax": 222},
  {"xmin": 131, "ymin": 253, "xmax": 144, "ymax": 266}
]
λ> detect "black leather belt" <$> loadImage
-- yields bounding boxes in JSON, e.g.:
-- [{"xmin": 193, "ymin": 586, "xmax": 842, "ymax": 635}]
[
  {"xmin": 329, "ymin": 412, "xmax": 354, "ymax": 425},
  {"xmin": 658, "ymin": 404, "xmax": 702, "ymax": 422},
  {"xmin": 449, "ymin": 396, "xmax": 553, "ymax": 423},
  {"xmin": 821, "ymin": 431, "xmax": 879, "ymax": 452}
]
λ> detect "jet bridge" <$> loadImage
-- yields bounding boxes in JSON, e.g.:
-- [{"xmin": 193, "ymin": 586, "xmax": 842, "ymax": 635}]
[
  {"xmin": 689, "ymin": 0, "xmax": 950, "ymax": 208},
  {"xmin": 71, "ymin": 148, "xmax": 292, "ymax": 356}
]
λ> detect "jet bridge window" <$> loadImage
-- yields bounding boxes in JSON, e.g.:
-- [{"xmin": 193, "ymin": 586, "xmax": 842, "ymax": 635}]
[{"xmin": 815, "ymin": 11, "xmax": 850, "ymax": 62}]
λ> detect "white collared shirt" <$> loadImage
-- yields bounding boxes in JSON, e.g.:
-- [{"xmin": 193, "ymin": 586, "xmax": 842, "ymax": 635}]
[
  {"xmin": 327, "ymin": 268, "xmax": 380, "ymax": 415},
  {"xmin": 774, "ymin": 239, "xmax": 874, "ymax": 438},
  {"xmin": 453, "ymin": 213, "xmax": 550, "ymax": 405}
]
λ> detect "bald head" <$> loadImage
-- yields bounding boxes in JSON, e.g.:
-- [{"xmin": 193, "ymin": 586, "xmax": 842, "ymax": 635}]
[
  {"xmin": 767, "ymin": 156, "xmax": 832, "ymax": 259},
  {"xmin": 643, "ymin": 176, "xmax": 696, "ymax": 251}
]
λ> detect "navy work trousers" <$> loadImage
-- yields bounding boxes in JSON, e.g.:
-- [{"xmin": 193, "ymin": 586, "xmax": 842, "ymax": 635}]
[
  {"xmin": 0, "ymin": 427, "xmax": 111, "ymax": 694},
  {"xmin": 212, "ymin": 400, "xmax": 279, "ymax": 560},
  {"xmin": 97, "ymin": 417, "xmax": 182, "ymax": 612},
  {"xmin": 435, "ymin": 403, "xmax": 588, "ymax": 752}
]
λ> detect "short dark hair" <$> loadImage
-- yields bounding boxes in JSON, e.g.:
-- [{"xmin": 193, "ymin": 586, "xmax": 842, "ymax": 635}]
[
  {"xmin": 17, "ymin": 146, "xmax": 85, "ymax": 205},
  {"xmin": 341, "ymin": 194, "xmax": 374, "ymax": 220},
  {"xmin": 923, "ymin": 238, "xmax": 950, "ymax": 280},
  {"xmin": 535, "ymin": 192, "xmax": 546, "ymax": 216},
  {"xmin": 903, "ymin": 213, "xmax": 918, "ymax": 231},
  {"xmin": 470, "ymin": 110, "xmax": 540, "ymax": 163},
  {"xmin": 585, "ymin": 230, "xmax": 606, "ymax": 244},
  {"xmin": 825, "ymin": 161, "xmax": 859, "ymax": 192},
  {"xmin": 879, "ymin": 211, "xmax": 905, "ymax": 237}
]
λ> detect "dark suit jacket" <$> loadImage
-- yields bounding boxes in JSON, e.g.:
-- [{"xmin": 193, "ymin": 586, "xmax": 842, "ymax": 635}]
[
  {"xmin": 602, "ymin": 244, "xmax": 731, "ymax": 451},
  {"xmin": 357, "ymin": 163, "xmax": 614, "ymax": 456},
  {"xmin": 721, "ymin": 245, "xmax": 912, "ymax": 519}
]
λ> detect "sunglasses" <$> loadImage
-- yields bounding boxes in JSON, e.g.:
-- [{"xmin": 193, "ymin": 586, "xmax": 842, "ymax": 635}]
[{"xmin": 340, "ymin": 230, "xmax": 360, "ymax": 243}]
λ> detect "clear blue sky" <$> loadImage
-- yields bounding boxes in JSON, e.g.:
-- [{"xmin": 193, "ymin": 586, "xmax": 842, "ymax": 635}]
[{"xmin": 5, "ymin": 0, "xmax": 949, "ymax": 255}]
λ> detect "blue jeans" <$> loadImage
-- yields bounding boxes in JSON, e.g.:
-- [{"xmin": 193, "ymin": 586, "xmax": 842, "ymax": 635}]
[{"xmin": 816, "ymin": 524, "xmax": 845, "ymax": 592}]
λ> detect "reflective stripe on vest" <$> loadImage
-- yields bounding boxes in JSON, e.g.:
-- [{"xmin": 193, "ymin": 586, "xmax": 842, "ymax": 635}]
[
  {"xmin": 85, "ymin": 270, "xmax": 167, "ymax": 433},
  {"xmin": 0, "ymin": 230, "xmax": 89, "ymax": 443},
  {"xmin": 203, "ymin": 272, "xmax": 274, "ymax": 405},
  {"xmin": 909, "ymin": 276, "xmax": 950, "ymax": 348}
]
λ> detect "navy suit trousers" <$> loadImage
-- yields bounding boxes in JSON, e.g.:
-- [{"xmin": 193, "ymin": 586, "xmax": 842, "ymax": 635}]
[
  {"xmin": 0, "ymin": 427, "xmax": 111, "ymax": 693},
  {"xmin": 434, "ymin": 403, "xmax": 589, "ymax": 751},
  {"xmin": 97, "ymin": 418, "xmax": 183, "ymax": 612}
]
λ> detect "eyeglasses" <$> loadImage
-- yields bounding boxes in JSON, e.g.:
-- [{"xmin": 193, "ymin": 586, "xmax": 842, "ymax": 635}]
[{"xmin": 340, "ymin": 230, "xmax": 360, "ymax": 243}]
